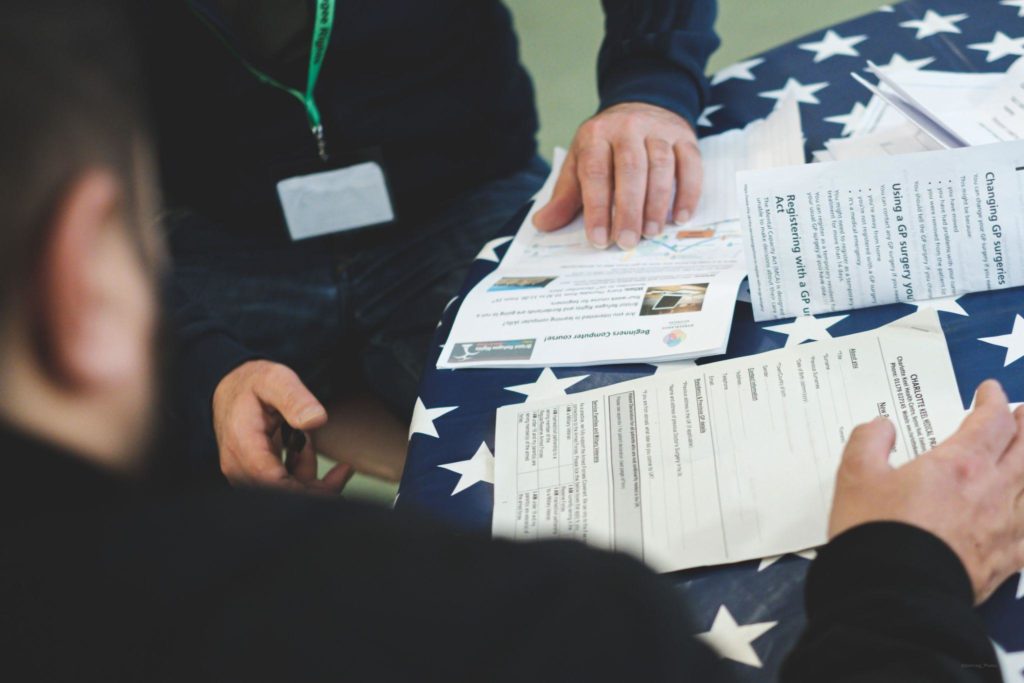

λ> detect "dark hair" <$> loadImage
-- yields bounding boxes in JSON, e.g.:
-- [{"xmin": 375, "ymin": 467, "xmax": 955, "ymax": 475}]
[{"xmin": 0, "ymin": 0, "xmax": 149, "ymax": 312}]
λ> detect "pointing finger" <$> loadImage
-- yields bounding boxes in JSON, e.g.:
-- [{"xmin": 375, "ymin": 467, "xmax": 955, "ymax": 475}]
[
  {"xmin": 643, "ymin": 137, "xmax": 674, "ymax": 237},
  {"xmin": 673, "ymin": 140, "xmax": 703, "ymax": 225},
  {"xmin": 577, "ymin": 141, "xmax": 613, "ymax": 249}
]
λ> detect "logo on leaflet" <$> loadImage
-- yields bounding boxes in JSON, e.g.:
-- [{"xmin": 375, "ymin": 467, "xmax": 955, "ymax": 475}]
[
  {"xmin": 663, "ymin": 330, "xmax": 686, "ymax": 347},
  {"xmin": 449, "ymin": 339, "xmax": 536, "ymax": 363}
]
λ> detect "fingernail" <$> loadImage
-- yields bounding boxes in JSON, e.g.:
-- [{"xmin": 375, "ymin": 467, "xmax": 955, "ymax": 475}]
[
  {"xmin": 589, "ymin": 226, "xmax": 609, "ymax": 249},
  {"xmin": 644, "ymin": 221, "xmax": 661, "ymax": 237},
  {"xmin": 617, "ymin": 230, "xmax": 640, "ymax": 251},
  {"xmin": 675, "ymin": 209, "xmax": 691, "ymax": 224},
  {"xmin": 298, "ymin": 406, "xmax": 326, "ymax": 425}
]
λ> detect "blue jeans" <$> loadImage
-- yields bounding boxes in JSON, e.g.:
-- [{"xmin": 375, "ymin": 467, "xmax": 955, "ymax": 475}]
[{"xmin": 171, "ymin": 156, "xmax": 549, "ymax": 425}]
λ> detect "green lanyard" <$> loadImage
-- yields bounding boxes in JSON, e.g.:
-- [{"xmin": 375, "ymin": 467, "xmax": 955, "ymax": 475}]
[{"xmin": 191, "ymin": 0, "xmax": 337, "ymax": 161}]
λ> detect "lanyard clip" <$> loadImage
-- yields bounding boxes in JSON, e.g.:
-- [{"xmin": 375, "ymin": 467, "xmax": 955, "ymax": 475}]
[{"xmin": 313, "ymin": 124, "xmax": 328, "ymax": 162}]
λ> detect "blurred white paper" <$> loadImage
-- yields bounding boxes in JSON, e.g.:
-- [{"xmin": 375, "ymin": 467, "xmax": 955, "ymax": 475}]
[
  {"xmin": 945, "ymin": 57, "xmax": 1024, "ymax": 144},
  {"xmin": 688, "ymin": 95, "xmax": 805, "ymax": 228},
  {"xmin": 852, "ymin": 70, "xmax": 1003, "ymax": 138},
  {"xmin": 825, "ymin": 122, "xmax": 942, "ymax": 161},
  {"xmin": 852, "ymin": 60, "xmax": 1024, "ymax": 149},
  {"xmin": 852, "ymin": 63, "xmax": 969, "ymax": 148}
]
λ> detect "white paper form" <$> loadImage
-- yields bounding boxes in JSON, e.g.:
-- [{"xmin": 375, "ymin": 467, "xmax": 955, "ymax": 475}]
[
  {"xmin": 492, "ymin": 310, "xmax": 963, "ymax": 572},
  {"xmin": 437, "ymin": 101, "xmax": 805, "ymax": 369},
  {"xmin": 738, "ymin": 141, "xmax": 1024, "ymax": 322}
]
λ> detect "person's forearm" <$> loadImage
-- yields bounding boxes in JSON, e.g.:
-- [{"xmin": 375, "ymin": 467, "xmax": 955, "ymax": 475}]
[
  {"xmin": 782, "ymin": 522, "xmax": 1000, "ymax": 682},
  {"xmin": 597, "ymin": 0, "xmax": 720, "ymax": 126}
]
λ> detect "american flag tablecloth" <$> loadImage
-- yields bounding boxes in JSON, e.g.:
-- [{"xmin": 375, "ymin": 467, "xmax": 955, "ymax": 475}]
[{"xmin": 397, "ymin": 1, "xmax": 1024, "ymax": 678}]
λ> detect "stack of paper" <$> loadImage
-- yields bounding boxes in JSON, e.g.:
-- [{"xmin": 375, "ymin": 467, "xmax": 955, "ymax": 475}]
[
  {"xmin": 437, "ymin": 97, "xmax": 805, "ymax": 369},
  {"xmin": 816, "ymin": 57, "xmax": 1024, "ymax": 163}
]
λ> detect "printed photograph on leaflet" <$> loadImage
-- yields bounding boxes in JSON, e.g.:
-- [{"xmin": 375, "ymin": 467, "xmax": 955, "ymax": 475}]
[
  {"xmin": 489, "ymin": 276, "xmax": 558, "ymax": 292},
  {"xmin": 639, "ymin": 284, "xmax": 710, "ymax": 316}
]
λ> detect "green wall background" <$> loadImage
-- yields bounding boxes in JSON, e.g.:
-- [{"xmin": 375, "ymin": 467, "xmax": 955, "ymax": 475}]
[{"xmin": 506, "ymin": 0, "xmax": 886, "ymax": 158}]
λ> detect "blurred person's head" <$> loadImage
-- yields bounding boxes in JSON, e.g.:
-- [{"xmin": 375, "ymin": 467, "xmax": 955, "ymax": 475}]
[{"xmin": 0, "ymin": 0, "xmax": 163, "ymax": 473}]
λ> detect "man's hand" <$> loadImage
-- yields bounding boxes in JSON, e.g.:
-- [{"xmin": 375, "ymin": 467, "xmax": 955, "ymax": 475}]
[
  {"xmin": 830, "ymin": 380, "xmax": 1024, "ymax": 603},
  {"xmin": 532, "ymin": 101, "xmax": 702, "ymax": 250},
  {"xmin": 212, "ymin": 360, "xmax": 353, "ymax": 494}
]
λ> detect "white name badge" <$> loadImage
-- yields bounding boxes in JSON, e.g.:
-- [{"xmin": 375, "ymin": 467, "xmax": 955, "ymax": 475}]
[{"xmin": 277, "ymin": 161, "xmax": 395, "ymax": 241}]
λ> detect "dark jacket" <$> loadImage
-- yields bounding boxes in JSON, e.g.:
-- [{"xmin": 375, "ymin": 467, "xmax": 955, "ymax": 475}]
[
  {"xmin": 0, "ymin": 424, "xmax": 1000, "ymax": 681},
  {"xmin": 144, "ymin": 1, "xmax": 721, "ymax": 460},
  {"xmin": 146, "ymin": 1, "xmax": 720, "ymax": 238}
]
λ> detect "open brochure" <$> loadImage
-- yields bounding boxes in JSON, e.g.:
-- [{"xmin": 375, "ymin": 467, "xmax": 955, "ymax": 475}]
[
  {"xmin": 492, "ymin": 310, "xmax": 963, "ymax": 572},
  {"xmin": 438, "ymin": 98, "xmax": 804, "ymax": 369},
  {"xmin": 739, "ymin": 140, "xmax": 1024, "ymax": 322}
]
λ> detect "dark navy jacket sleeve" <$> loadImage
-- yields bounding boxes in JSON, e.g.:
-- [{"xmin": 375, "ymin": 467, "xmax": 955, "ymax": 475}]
[
  {"xmin": 164, "ymin": 284, "xmax": 261, "ymax": 475},
  {"xmin": 598, "ymin": 0, "xmax": 720, "ymax": 128},
  {"xmin": 782, "ymin": 522, "xmax": 1000, "ymax": 682}
]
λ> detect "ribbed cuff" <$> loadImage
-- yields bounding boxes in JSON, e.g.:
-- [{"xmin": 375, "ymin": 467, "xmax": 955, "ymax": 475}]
[{"xmin": 599, "ymin": 55, "xmax": 705, "ymax": 130}]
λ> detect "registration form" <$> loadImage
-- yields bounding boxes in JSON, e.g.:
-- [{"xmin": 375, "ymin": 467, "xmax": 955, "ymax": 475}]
[{"xmin": 491, "ymin": 311, "xmax": 964, "ymax": 572}]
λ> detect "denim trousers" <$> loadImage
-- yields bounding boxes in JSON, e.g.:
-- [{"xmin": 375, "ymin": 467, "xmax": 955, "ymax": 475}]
[{"xmin": 171, "ymin": 156, "xmax": 549, "ymax": 429}]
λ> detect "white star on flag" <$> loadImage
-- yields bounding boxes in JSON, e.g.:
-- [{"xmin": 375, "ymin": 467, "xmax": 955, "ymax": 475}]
[
  {"xmin": 760, "ymin": 78, "xmax": 829, "ymax": 105},
  {"xmin": 1003, "ymin": 0, "xmax": 1024, "ymax": 18},
  {"xmin": 698, "ymin": 104, "xmax": 723, "ymax": 128},
  {"xmin": 505, "ymin": 368, "xmax": 589, "ymax": 402},
  {"xmin": 763, "ymin": 314, "xmax": 849, "ymax": 347},
  {"xmin": 758, "ymin": 549, "xmax": 817, "ymax": 571},
  {"xmin": 438, "ymin": 442, "xmax": 494, "ymax": 495},
  {"xmin": 711, "ymin": 57, "xmax": 765, "ymax": 86},
  {"xmin": 825, "ymin": 102, "xmax": 868, "ymax": 136},
  {"xmin": 408, "ymin": 398, "xmax": 458, "ymax": 440},
  {"xmin": 969, "ymin": 31, "xmax": 1024, "ymax": 63},
  {"xmin": 979, "ymin": 314, "xmax": 1024, "ymax": 366},
  {"xmin": 912, "ymin": 295, "xmax": 969, "ymax": 316},
  {"xmin": 995, "ymin": 640, "xmax": 1024, "ymax": 683},
  {"xmin": 475, "ymin": 236, "xmax": 513, "ymax": 263},
  {"xmin": 879, "ymin": 4, "xmax": 895, "ymax": 12},
  {"xmin": 799, "ymin": 30, "xmax": 867, "ymax": 62},
  {"xmin": 696, "ymin": 605, "xmax": 777, "ymax": 668},
  {"xmin": 899, "ymin": 10, "xmax": 968, "ymax": 39},
  {"xmin": 871, "ymin": 52, "xmax": 936, "ymax": 72}
]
